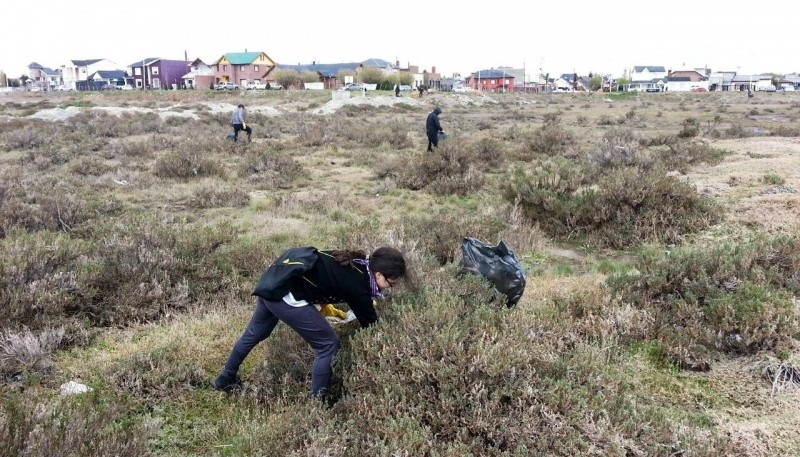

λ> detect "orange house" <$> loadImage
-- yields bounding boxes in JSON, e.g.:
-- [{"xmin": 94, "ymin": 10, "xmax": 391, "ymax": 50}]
[{"xmin": 213, "ymin": 51, "xmax": 276, "ymax": 86}]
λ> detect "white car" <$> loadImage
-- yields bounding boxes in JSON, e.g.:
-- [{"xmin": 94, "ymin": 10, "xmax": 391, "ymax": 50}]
[
  {"xmin": 246, "ymin": 81, "xmax": 267, "ymax": 90},
  {"xmin": 453, "ymin": 86, "xmax": 473, "ymax": 93},
  {"xmin": 781, "ymin": 84, "xmax": 795, "ymax": 92}
]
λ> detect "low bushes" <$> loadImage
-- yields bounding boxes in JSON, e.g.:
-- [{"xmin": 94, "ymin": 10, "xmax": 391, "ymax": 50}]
[
  {"xmin": 505, "ymin": 159, "xmax": 719, "ymax": 248},
  {"xmin": 395, "ymin": 140, "xmax": 485, "ymax": 196},
  {"xmin": 0, "ymin": 392, "xmax": 151, "ymax": 457},
  {"xmin": 0, "ymin": 216, "xmax": 242, "ymax": 334},
  {"xmin": 609, "ymin": 235, "xmax": 799, "ymax": 362},
  {"xmin": 238, "ymin": 149, "xmax": 305, "ymax": 189}
]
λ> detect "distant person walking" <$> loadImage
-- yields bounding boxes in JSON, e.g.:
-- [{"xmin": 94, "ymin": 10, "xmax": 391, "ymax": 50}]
[
  {"xmin": 425, "ymin": 107, "xmax": 443, "ymax": 152},
  {"xmin": 231, "ymin": 104, "xmax": 252, "ymax": 142},
  {"xmin": 418, "ymin": 86, "xmax": 424, "ymax": 98},
  {"xmin": 395, "ymin": 84, "xmax": 401, "ymax": 97}
]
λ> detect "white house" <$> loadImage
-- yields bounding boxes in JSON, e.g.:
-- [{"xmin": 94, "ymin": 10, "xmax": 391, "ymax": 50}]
[
  {"xmin": 626, "ymin": 66, "xmax": 668, "ymax": 92},
  {"xmin": 181, "ymin": 58, "xmax": 214, "ymax": 89},
  {"xmin": 61, "ymin": 59, "xmax": 118, "ymax": 90},
  {"xmin": 630, "ymin": 66, "xmax": 667, "ymax": 81}
]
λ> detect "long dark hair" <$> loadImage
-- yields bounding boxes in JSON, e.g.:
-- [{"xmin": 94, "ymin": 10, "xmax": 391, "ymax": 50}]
[
  {"xmin": 331, "ymin": 249, "xmax": 367, "ymax": 266},
  {"xmin": 369, "ymin": 247, "xmax": 406, "ymax": 280}
]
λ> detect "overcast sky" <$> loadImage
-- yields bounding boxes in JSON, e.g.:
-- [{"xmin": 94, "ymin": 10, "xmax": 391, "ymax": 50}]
[{"xmin": 2, "ymin": 0, "xmax": 799, "ymax": 80}]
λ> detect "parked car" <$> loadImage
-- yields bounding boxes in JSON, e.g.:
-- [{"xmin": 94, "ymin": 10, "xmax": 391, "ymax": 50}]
[
  {"xmin": 215, "ymin": 82, "xmax": 239, "ymax": 90},
  {"xmin": 761, "ymin": 85, "xmax": 777, "ymax": 92},
  {"xmin": 340, "ymin": 83, "xmax": 364, "ymax": 91},
  {"xmin": 399, "ymin": 85, "xmax": 412, "ymax": 92},
  {"xmin": 452, "ymin": 85, "xmax": 473, "ymax": 93},
  {"xmin": 119, "ymin": 84, "xmax": 133, "ymax": 91},
  {"xmin": 691, "ymin": 86, "xmax": 708, "ymax": 92},
  {"xmin": 781, "ymin": 84, "xmax": 796, "ymax": 92},
  {"xmin": 269, "ymin": 85, "xmax": 283, "ymax": 90},
  {"xmin": 100, "ymin": 84, "xmax": 119, "ymax": 91},
  {"xmin": 245, "ymin": 81, "xmax": 267, "ymax": 90},
  {"xmin": 55, "ymin": 85, "xmax": 73, "ymax": 92}
]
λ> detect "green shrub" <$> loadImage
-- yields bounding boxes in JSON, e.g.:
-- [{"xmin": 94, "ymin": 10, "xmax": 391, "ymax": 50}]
[
  {"xmin": 609, "ymin": 235, "xmax": 800, "ymax": 357},
  {"xmin": 588, "ymin": 130, "xmax": 650, "ymax": 170},
  {"xmin": 678, "ymin": 117, "xmax": 700, "ymax": 138},
  {"xmin": 153, "ymin": 148, "xmax": 226, "ymax": 179},
  {"xmin": 520, "ymin": 122, "xmax": 577, "ymax": 157},
  {"xmin": 0, "ymin": 392, "xmax": 151, "ymax": 457},
  {"xmin": 107, "ymin": 345, "xmax": 207, "ymax": 399},
  {"xmin": 761, "ymin": 173, "xmax": 785, "ymax": 185},
  {"xmin": 659, "ymin": 140, "xmax": 730, "ymax": 173},
  {"xmin": 469, "ymin": 137, "xmax": 506, "ymax": 168},
  {"xmin": 396, "ymin": 141, "xmax": 484, "ymax": 196},
  {"xmin": 239, "ymin": 150, "xmax": 305, "ymax": 189},
  {"xmin": 190, "ymin": 184, "xmax": 250, "ymax": 208},
  {"xmin": 505, "ymin": 161, "xmax": 719, "ymax": 248},
  {"xmin": 0, "ymin": 217, "xmax": 242, "ymax": 332}
]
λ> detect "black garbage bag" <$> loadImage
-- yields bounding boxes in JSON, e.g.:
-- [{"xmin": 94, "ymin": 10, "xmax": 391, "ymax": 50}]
[{"xmin": 459, "ymin": 237, "xmax": 526, "ymax": 307}]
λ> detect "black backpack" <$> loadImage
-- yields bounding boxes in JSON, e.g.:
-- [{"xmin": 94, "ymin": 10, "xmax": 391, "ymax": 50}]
[{"xmin": 252, "ymin": 247, "xmax": 319, "ymax": 301}]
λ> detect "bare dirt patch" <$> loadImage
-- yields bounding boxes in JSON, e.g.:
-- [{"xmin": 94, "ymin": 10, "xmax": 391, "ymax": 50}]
[{"xmin": 686, "ymin": 137, "xmax": 800, "ymax": 231}]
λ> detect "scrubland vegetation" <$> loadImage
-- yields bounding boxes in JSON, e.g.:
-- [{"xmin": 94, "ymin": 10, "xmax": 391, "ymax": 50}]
[{"xmin": 1, "ymin": 89, "xmax": 799, "ymax": 456}]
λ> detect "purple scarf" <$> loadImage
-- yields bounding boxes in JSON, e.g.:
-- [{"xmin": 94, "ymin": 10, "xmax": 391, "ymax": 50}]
[{"xmin": 352, "ymin": 258, "xmax": 383, "ymax": 300}]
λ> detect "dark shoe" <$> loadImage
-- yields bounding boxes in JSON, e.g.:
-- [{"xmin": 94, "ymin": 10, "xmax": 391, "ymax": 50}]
[{"xmin": 211, "ymin": 373, "xmax": 242, "ymax": 392}]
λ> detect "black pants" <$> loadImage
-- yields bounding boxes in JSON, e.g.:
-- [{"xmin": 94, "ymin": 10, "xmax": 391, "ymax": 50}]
[
  {"xmin": 220, "ymin": 297, "xmax": 339, "ymax": 397},
  {"xmin": 427, "ymin": 133, "xmax": 438, "ymax": 152},
  {"xmin": 233, "ymin": 123, "xmax": 252, "ymax": 142}
]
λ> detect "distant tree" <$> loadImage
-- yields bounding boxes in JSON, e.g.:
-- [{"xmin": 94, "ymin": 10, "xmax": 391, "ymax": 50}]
[
  {"xmin": 273, "ymin": 69, "xmax": 300, "ymax": 88},
  {"xmin": 19, "ymin": 75, "xmax": 29, "ymax": 85},
  {"xmin": 358, "ymin": 67, "xmax": 384, "ymax": 84},
  {"xmin": 8, "ymin": 78, "xmax": 21, "ymax": 87},
  {"xmin": 589, "ymin": 75, "xmax": 602, "ymax": 91},
  {"xmin": 337, "ymin": 69, "xmax": 356, "ymax": 81},
  {"xmin": 300, "ymin": 70, "xmax": 320, "ymax": 83},
  {"xmin": 616, "ymin": 77, "xmax": 630, "ymax": 92},
  {"xmin": 398, "ymin": 73, "xmax": 414, "ymax": 85}
]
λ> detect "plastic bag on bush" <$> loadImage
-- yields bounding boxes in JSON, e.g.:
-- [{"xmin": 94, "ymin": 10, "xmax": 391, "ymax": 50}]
[{"xmin": 459, "ymin": 237, "xmax": 526, "ymax": 307}]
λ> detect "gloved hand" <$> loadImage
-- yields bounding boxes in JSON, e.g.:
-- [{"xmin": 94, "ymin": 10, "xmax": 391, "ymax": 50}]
[{"xmin": 320, "ymin": 304, "xmax": 347, "ymax": 320}]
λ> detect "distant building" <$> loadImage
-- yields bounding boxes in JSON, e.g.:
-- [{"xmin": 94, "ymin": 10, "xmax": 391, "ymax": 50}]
[{"xmin": 466, "ymin": 69, "xmax": 515, "ymax": 92}]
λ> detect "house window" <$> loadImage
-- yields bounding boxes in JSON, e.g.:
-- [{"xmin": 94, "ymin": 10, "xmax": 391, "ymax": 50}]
[
  {"xmin": 136, "ymin": 80, "xmax": 142, "ymax": 88},
  {"xmin": 241, "ymin": 65, "xmax": 246, "ymax": 71},
  {"xmin": 254, "ymin": 65, "xmax": 259, "ymax": 72},
  {"xmin": 491, "ymin": 80, "xmax": 496, "ymax": 84},
  {"xmin": 134, "ymin": 68, "xmax": 141, "ymax": 76},
  {"xmin": 223, "ymin": 65, "xmax": 227, "ymax": 71},
  {"xmin": 152, "ymin": 67, "xmax": 159, "ymax": 75},
  {"xmin": 153, "ymin": 79, "xmax": 160, "ymax": 88},
  {"xmin": 505, "ymin": 79, "xmax": 509, "ymax": 84}
]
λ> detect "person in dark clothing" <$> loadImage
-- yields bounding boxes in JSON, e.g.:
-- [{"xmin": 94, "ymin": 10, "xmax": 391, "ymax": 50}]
[
  {"xmin": 231, "ymin": 104, "xmax": 252, "ymax": 142},
  {"xmin": 395, "ymin": 84, "xmax": 401, "ymax": 97},
  {"xmin": 212, "ymin": 247, "xmax": 407, "ymax": 399},
  {"xmin": 426, "ymin": 107, "xmax": 443, "ymax": 152}
]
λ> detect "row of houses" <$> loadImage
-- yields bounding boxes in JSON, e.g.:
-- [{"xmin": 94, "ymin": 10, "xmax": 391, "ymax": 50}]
[
  {"xmin": 24, "ymin": 52, "xmax": 446, "ymax": 92},
  {"xmin": 623, "ymin": 66, "xmax": 800, "ymax": 92},
  {"xmin": 22, "ymin": 55, "xmax": 800, "ymax": 94}
]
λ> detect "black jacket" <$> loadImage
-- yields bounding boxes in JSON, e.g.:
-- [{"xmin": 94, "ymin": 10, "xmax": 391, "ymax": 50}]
[
  {"xmin": 426, "ymin": 108, "xmax": 442, "ymax": 137},
  {"xmin": 290, "ymin": 251, "xmax": 378, "ymax": 327}
]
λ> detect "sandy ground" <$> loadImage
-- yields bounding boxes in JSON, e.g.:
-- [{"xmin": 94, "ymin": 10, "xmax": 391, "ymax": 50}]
[
  {"xmin": 21, "ymin": 92, "xmax": 501, "ymax": 122},
  {"xmin": 26, "ymin": 102, "xmax": 282, "ymax": 122}
]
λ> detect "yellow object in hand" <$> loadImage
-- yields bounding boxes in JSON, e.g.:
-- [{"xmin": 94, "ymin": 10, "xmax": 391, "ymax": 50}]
[
  {"xmin": 242, "ymin": 123, "xmax": 247, "ymax": 130},
  {"xmin": 320, "ymin": 304, "xmax": 347, "ymax": 319}
]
